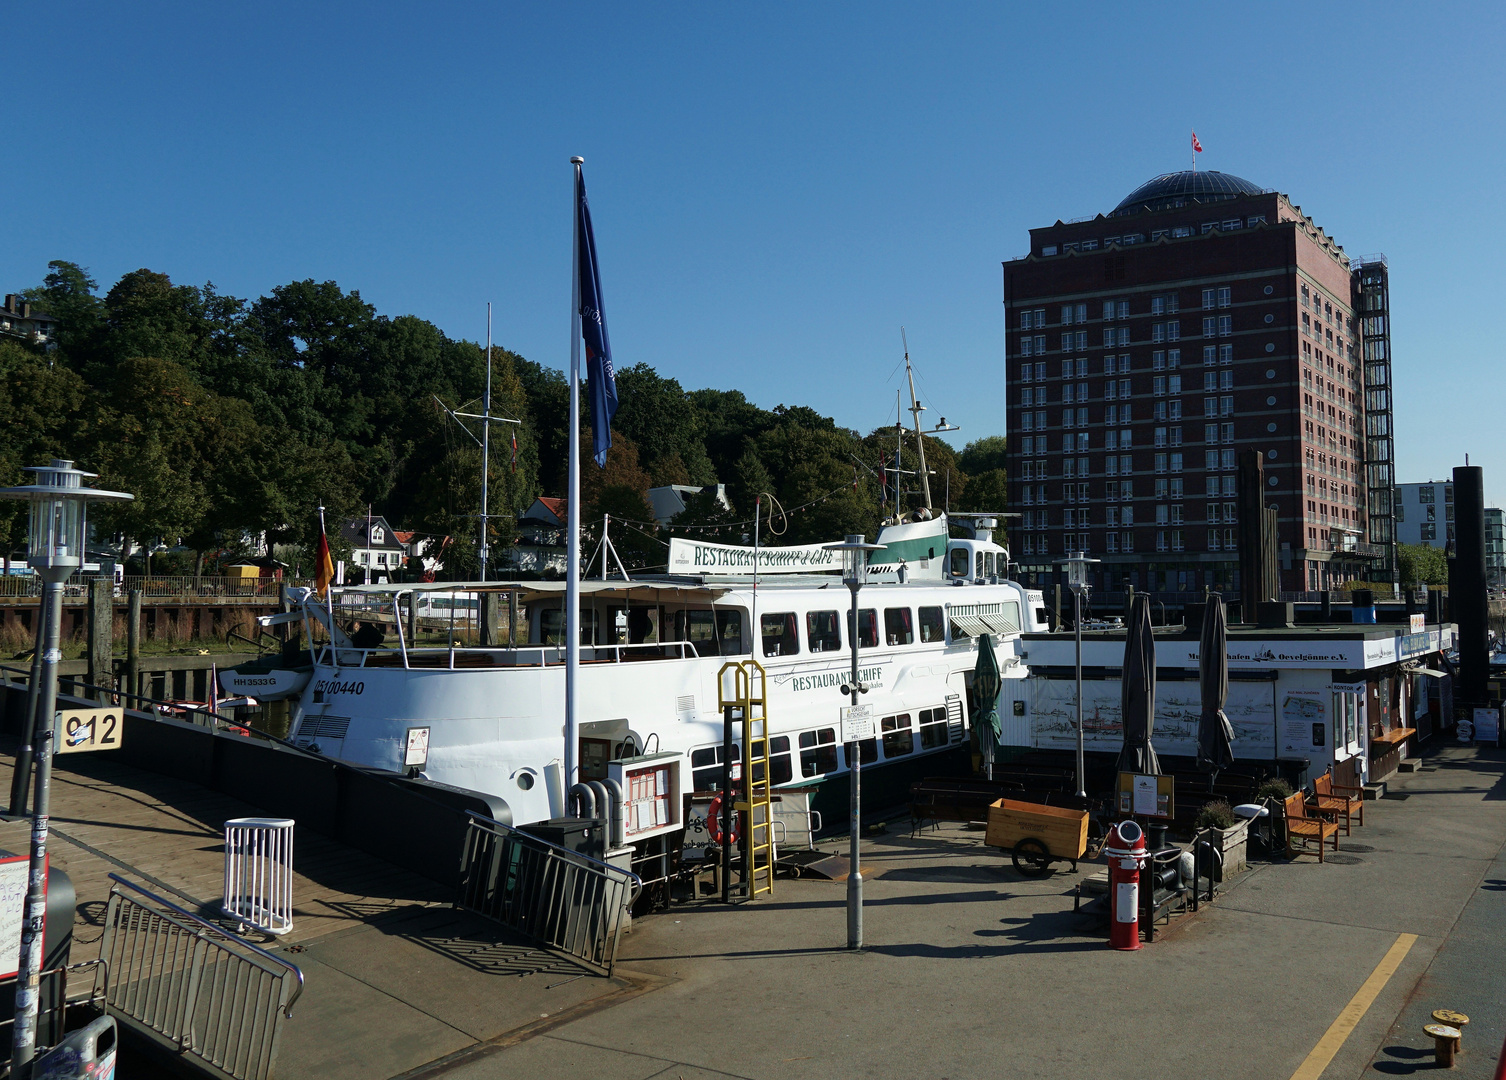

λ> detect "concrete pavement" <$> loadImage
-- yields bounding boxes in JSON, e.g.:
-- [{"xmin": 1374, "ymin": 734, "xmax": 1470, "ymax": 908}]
[{"xmin": 426, "ymin": 743, "xmax": 1506, "ymax": 1080}]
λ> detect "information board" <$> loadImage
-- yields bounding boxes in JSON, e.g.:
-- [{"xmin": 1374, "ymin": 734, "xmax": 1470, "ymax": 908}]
[
  {"xmin": 1116, "ymin": 772, "xmax": 1175, "ymax": 819},
  {"xmin": 840, "ymin": 705, "xmax": 875, "ymax": 742},
  {"xmin": 0, "ymin": 854, "xmax": 45, "ymax": 979}
]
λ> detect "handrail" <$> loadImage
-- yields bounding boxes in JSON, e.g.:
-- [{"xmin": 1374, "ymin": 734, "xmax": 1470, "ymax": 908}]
[
  {"xmin": 311, "ymin": 640, "xmax": 707, "ymax": 670},
  {"xmin": 464, "ymin": 811, "xmax": 644, "ymax": 893},
  {"xmin": 107, "ymin": 873, "xmax": 305, "ymax": 1016}
]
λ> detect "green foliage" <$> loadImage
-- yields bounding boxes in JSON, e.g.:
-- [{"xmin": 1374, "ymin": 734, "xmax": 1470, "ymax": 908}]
[
  {"xmin": 1398, "ymin": 543, "xmax": 1448, "ymax": 586},
  {"xmin": 1256, "ymin": 778, "xmax": 1293, "ymax": 802},
  {"xmin": 2, "ymin": 260, "xmax": 1011, "ymax": 574},
  {"xmin": 1195, "ymin": 799, "xmax": 1236, "ymax": 830},
  {"xmin": 958, "ymin": 435, "xmax": 1008, "ymax": 476}
]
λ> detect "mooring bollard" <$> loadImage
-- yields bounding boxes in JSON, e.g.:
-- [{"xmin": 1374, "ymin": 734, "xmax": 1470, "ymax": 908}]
[{"xmin": 1425, "ymin": 1023, "xmax": 1461, "ymax": 1068}]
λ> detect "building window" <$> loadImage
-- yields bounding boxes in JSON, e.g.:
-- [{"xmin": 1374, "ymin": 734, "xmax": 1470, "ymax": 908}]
[
  {"xmin": 1170, "ymin": 426, "xmax": 1182, "ymax": 446},
  {"xmin": 1202, "ymin": 289, "xmax": 1215, "ymax": 310},
  {"xmin": 1221, "ymin": 395, "xmax": 1233, "ymax": 416},
  {"xmin": 1218, "ymin": 316, "xmax": 1232, "ymax": 337},
  {"xmin": 1169, "ymin": 400, "xmax": 1182, "ymax": 420},
  {"xmin": 1219, "ymin": 344, "xmax": 1233, "ymax": 364},
  {"xmin": 1021, "ymin": 337, "xmax": 1034, "ymax": 357},
  {"xmin": 1203, "ymin": 317, "xmax": 1216, "ymax": 336},
  {"xmin": 1168, "ymin": 348, "xmax": 1180, "ymax": 368},
  {"xmin": 1155, "ymin": 427, "xmax": 1167, "ymax": 447},
  {"xmin": 1153, "ymin": 376, "xmax": 1166, "ymax": 396},
  {"xmin": 1155, "ymin": 453, "xmax": 1167, "ymax": 474},
  {"xmin": 1218, "ymin": 288, "xmax": 1231, "ymax": 308},
  {"xmin": 1169, "ymin": 374, "xmax": 1181, "ymax": 395}
]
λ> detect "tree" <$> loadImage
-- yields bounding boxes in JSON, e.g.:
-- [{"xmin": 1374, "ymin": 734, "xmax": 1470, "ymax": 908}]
[
  {"xmin": 22, "ymin": 260, "xmax": 104, "ymax": 357},
  {"xmin": 612, "ymin": 363, "xmax": 714, "ymax": 484},
  {"xmin": 1398, "ymin": 543, "xmax": 1448, "ymax": 586},
  {"xmin": 0, "ymin": 341, "xmax": 89, "ymax": 559},
  {"xmin": 958, "ymin": 435, "xmax": 1008, "ymax": 476}
]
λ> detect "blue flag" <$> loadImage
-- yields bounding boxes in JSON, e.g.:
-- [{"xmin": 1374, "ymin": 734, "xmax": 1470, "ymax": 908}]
[{"xmin": 576, "ymin": 166, "xmax": 617, "ymax": 467}]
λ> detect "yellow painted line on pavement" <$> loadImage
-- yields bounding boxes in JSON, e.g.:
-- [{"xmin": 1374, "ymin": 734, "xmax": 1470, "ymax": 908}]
[{"xmin": 1288, "ymin": 932, "xmax": 1418, "ymax": 1080}]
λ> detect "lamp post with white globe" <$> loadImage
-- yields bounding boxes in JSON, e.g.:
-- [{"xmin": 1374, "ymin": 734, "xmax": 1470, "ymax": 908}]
[{"xmin": 0, "ymin": 460, "xmax": 131, "ymax": 1076}]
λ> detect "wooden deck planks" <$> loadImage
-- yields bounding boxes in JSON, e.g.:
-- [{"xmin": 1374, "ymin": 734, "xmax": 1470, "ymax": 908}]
[{"xmin": 0, "ymin": 747, "xmax": 451, "ymax": 962}]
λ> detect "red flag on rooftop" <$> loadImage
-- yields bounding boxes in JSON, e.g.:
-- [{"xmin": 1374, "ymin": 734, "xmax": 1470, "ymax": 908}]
[{"xmin": 1191, "ymin": 131, "xmax": 1203, "ymax": 153}]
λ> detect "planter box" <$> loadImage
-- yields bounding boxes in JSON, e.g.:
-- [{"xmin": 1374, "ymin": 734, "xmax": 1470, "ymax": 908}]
[{"xmin": 1198, "ymin": 818, "xmax": 1248, "ymax": 879}]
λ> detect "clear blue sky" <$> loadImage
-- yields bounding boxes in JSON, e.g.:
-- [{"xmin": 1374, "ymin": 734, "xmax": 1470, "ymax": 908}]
[{"xmin": 4, "ymin": 4, "xmax": 1503, "ymax": 501}]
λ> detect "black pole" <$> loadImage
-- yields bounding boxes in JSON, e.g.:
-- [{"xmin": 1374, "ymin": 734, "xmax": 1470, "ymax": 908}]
[
  {"xmin": 9, "ymin": 603, "xmax": 46, "ymax": 816},
  {"xmin": 1453, "ymin": 466, "xmax": 1489, "ymax": 705},
  {"xmin": 721, "ymin": 703, "xmax": 734, "ymax": 903}
]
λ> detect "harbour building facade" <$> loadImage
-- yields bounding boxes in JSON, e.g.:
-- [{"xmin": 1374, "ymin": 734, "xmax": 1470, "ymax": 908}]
[{"xmin": 1003, "ymin": 170, "xmax": 1396, "ymax": 601}]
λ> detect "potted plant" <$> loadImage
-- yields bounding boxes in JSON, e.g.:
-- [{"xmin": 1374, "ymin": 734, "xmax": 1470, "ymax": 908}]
[{"xmin": 1194, "ymin": 799, "xmax": 1248, "ymax": 878}]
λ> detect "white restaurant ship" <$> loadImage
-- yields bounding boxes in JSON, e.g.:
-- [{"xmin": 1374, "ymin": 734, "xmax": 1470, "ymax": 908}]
[{"xmin": 223, "ymin": 515, "xmax": 1044, "ymax": 828}]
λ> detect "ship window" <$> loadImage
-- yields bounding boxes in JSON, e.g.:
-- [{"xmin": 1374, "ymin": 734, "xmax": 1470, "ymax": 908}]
[
  {"xmin": 846, "ymin": 608, "xmax": 879, "ymax": 648},
  {"xmin": 918, "ymin": 706, "xmax": 950, "ymax": 749},
  {"xmin": 806, "ymin": 610, "xmax": 841, "ymax": 653},
  {"xmin": 950, "ymin": 548, "xmax": 970, "ymax": 577},
  {"xmin": 675, "ymin": 609, "xmax": 719, "ymax": 650},
  {"xmin": 884, "ymin": 607, "xmax": 914, "ymax": 646},
  {"xmin": 691, "ymin": 743, "xmax": 738, "ymax": 792},
  {"xmin": 852, "ymin": 736, "xmax": 878, "ymax": 766},
  {"xmin": 761, "ymin": 612, "xmax": 799, "ymax": 657},
  {"xmin": 769, "ymin": 735, "xmax": 792, "ymax": 785},
  {"xmin": 537, "ymin": 607, "xmax": 600, "ymax": 645},
  {"xmin": 919, "ymin": 606, "xmax": 946, "ymax": 643},
  {"xmin": 976, "ymin": 552, "xmax": 985, "ymax": 578},
  {"xmin": 882, "ymin": 713, "xmax": 914, "ymax": 758},
  {"xmin": 627, "ymin": 606, "xmax": 661, "ymax": 644},
  {"xmin": 715, "ymin": 609, "xmax": 747, "ymax": 655},
  {"xmin": 799, "ymin": 728, "xmax": 838, "ymax": 777}
]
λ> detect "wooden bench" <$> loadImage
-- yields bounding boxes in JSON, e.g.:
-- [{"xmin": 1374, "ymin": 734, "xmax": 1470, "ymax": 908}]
[
  {"xmin": 1311, "ymin": 772, "xmax": 1364, "ymax": 833},
  {"xmin": 1284, "ymin": 793, "xmax": 1339, "ymax": 862}
]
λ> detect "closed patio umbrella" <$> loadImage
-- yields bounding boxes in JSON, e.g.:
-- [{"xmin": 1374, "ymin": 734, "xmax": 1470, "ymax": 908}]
[
  {"xmin": 1116, "ymin": 593, "xmax": 1160, "ymax": 776},
  {"xmin": 973, "ymin": 633, "xmax": 1003, "ymax": 781},
  {"xmin": 1196, "ymin": 594, "xmax": 1236, "ymax": 786}
]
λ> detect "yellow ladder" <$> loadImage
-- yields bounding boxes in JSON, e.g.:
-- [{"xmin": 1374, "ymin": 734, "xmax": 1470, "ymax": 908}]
[{"xmin": 717, "ymin": 659, "xmax": 774, "ymax": 899}]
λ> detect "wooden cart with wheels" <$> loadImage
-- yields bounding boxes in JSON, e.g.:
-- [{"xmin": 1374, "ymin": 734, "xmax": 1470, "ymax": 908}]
[{"xmin": 985, "ymin": 798, "xmax": 1091, "ymax": 877}]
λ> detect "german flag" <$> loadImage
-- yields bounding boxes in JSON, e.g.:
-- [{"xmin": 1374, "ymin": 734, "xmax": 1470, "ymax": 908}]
[{"xmin": 314, "ymin": 521, "xmax": 335, "ymax": 598}]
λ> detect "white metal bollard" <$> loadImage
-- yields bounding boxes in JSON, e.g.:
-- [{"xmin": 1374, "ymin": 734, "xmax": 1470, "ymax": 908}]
[{"xmin": 222, "ymin": 817, "xmax": 295, "ymax": 935}]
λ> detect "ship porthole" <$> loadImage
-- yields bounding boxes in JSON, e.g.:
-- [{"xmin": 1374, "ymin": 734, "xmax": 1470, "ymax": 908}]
[{"xmin": 516, "ymin": 770, "xmax": 536, "ymax": 791}]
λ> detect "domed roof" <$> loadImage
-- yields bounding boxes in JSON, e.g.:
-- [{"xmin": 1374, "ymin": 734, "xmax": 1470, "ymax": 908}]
[{"xmin": 1110, "ymin": 170, "xmax": 1265, "ymax": 217}]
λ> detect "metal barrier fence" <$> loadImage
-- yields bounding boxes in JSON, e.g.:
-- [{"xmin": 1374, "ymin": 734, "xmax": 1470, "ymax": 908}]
[
  {"xmin": 458, "ymin": 814, "xmax": 640, "ymax": 976},
  {"xmin": 100, "ymin": 875, "xmax": 303, "ymax": 1080},
  {"xmin": 223, "ymin": 818, "xmax": 296, "ymax": 936},
  {"xmin": 0, "ymin": 574, "xmax": 309, "ymax": 600}
]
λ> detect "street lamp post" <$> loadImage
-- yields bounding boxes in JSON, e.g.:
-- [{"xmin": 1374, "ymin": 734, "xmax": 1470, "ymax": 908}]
[
  {"xmin": 825, "ymin": 534, "xmax": 884, "ymax": 950},
  {"xmin": 1055, "ymin": 550, "xmax": 1099, "ymax": 800},
  {"xmin": 0, "ymin": 461, "xmax": 131, "ymax": 1077}
]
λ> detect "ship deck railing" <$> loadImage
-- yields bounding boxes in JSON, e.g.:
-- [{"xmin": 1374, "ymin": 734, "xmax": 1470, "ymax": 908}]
[{"xmin": 316, "ymin": 639, "xmax": 714, "ymax": 671}]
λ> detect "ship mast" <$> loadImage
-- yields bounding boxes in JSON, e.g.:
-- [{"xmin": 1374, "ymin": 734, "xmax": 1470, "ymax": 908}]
[{"xmin": 902, "ymin": 328, "xmax": 932, "ymax": 512}]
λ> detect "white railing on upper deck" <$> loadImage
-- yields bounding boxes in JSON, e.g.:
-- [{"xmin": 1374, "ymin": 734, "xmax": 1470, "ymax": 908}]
[{"xmin": 315, "ymin": 640, "xmax": 709, "ymax": 670}]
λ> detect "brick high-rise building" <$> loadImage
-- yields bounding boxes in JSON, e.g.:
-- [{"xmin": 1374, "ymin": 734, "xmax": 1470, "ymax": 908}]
[{"xmin": 1003, "ymin": 170, "xmax": 1396, "ymax": 600}]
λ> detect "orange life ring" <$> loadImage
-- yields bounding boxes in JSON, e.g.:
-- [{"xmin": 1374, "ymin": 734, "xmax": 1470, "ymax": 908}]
[{"xmin": 706, "ymin": 794, "xmax": 741, "ymax": 844}]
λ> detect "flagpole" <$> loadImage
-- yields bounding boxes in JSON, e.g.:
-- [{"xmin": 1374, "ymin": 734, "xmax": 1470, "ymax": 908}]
[
  {"xmin": 480, "ymin": 302, "xmax": 492, "ymax": 582},
  {"xmin": 565, "ymin": 156, "xmax": 584, "ymax": 796}
]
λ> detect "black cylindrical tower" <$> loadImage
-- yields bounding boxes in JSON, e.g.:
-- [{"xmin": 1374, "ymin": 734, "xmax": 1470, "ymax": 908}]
[{"xmin": 1452, "ymin": 466, "xmax": 1489, "ymax": 704}]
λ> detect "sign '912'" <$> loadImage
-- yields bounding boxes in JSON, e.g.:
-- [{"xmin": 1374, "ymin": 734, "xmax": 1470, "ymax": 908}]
[{"xmin": 55, "ymin": 710, "xmax": 123, "ymax": 754}]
